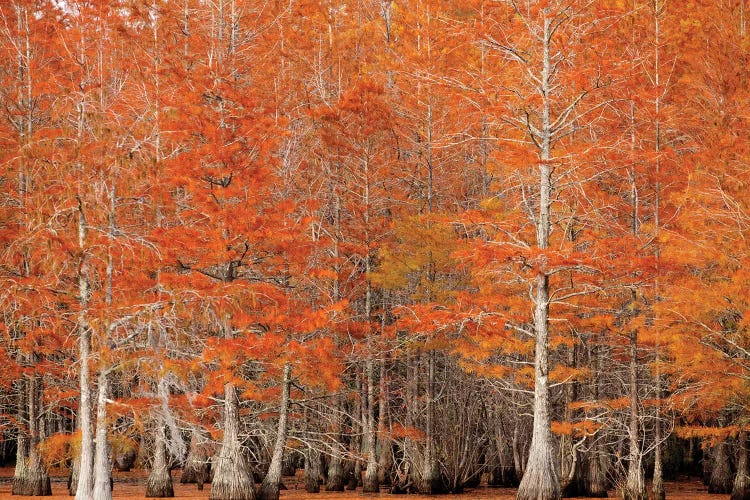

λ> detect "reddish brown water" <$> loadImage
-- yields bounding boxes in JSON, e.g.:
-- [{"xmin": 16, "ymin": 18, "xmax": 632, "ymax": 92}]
[{"xmin": 0, "ymin": 468, "xmax": 728, "ymax": 499}]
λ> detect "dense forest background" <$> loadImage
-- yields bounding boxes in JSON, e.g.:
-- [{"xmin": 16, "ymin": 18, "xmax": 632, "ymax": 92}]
[{"xmin": 1, "ymin": 1, "xmax": 750, "ymax": 500}]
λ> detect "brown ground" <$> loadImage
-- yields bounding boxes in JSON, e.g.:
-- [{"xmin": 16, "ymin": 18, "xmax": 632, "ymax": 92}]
[{"xmin": 0, "ymin": 467, "xmax": 729, "ymax": 499}]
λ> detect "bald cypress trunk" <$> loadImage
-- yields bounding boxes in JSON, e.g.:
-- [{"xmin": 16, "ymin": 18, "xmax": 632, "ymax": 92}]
[
  {"xmin": 209, "ymin": 383, "xmax": 255, "ymax": 500},
  {"xmin": 710, "ymin": 439, "xmax": 733, "ymax": 494},
  {"xmin": 418, "ymin": 351, "xmax": 439, "ymax": 494},
  {"xmin": 515, "ymin": 11, "xmax": 560, "ymax": 500},
  {"xmin": 12, "ymin": 379, "xmax": 29, "ymax": 496},
  {"xmin": 93, "ymin": 371, "xmax": 113, "ymax": 500},
  {"xmin": 733, "ymin": 431, "xmax": 750, "ymax": 500},
  {"xmin": 258, "ymin": 364, "xmax": 292, "ymax": 500},
  {"xmin": 181, "ymin": 428, "xmax": 210, "ymax": 490},
  {"xmin": 305, "ymin": 447, "xmax": 321, "ymax": 493},
  {"xmin": 146, "ymin": 421, "xmax": 174, "ymax": 497},
  {"xmin": 15, "ymin": 372, "xmax": 51, "ymax": 496},
  {"xmin": 326, "ymin": 394, "xmax": 345, "ymax": 492},
  {"xmin": 622, "ymin": 331, "xmax": 646, "ymax": 500}
]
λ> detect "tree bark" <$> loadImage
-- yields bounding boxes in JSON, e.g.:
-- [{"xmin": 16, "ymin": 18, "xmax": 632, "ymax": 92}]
[
  {"xmin": 209, "ymin": 383, "xmax": 255, "ymax": 500},
  {"xmin": 326, "ymin": 394, "xmax": 345, "ymax": 492},
  {"xmin": 710, "ymin": 439, "xmax": 733, "ymax": 494},
  {"xmin": 93, "ymin": 370, "xmax": 112, "ymax": 500},
  {"xmin": 732, "ymin": 430, "xmax": 750, "ymax": 500},
  {"xmin": 516, "ymin": 11, "xmax": 560, "ymax": 500},
  {"xmin": 146, "ymin": 421, "xmax": 174, "ymax": 497},
  {"xmin": 652, "ymin": 419, "xmax": 665, "ymax": 500},
  {"xmin": 585, "ymin": 442, "xmax": 608, "ymax": 498},
  {"xmin": 622, "ymin": 330, "xmax": 646, "ymax": 500},
  {"xmin": 258, "ymin": 363, "xmax": 292, "ymax": 500},
  {"xmin": 181, "ymin": 428, "xmax": 210, "ymax": 490},
  {"xmin": 376, "ymin": 361, "xmax": 392, "ymax": 487},
  {"xmin": 75, "ymin": 191, "xmax": 94, "ymax": 500},
  {"xmin": 14, "ymin": 372, "xmax": 51, "ymax": 496},
  {"xmin": 418, "ymin": 350, "xmax": 439, "ymax": 494},
  {"xmin": 305, "ymin": 446, "xmax": 321, "ymax": 493},
  {"xmin": 12, "ymin": 378, "xmax": 29, "ymax": 496}
]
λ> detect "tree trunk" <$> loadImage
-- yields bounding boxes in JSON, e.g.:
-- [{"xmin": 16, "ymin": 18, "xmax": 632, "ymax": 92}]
[
  {"xmin": 15, "ymin": 372, "xmax": 51, "ymax": 496},
  {"xmin": 512, "ymin": 422, "xmax": 524, "ymax": 481},
  {"xmin": 560, "ymin": 345, "xmax": 578, "ymax": 497},
  {"xmin": 585, "ymin": 442, "xmax": 608, "ymax": 498},
  {"xmin": 710, "ymin": 439, "xmax": 733, "ymax": 494},
  {"xmin": 326, "ymin": 453, "xmax": 345, "ymax": 491},
  {"xmin": 516, "ymin": 270, "xmax": 560, "ymax": 500},
  {"xmin": 516, "ymin": 12, "xmax": 560, "ymax": 500},
  {"xmin": 584, "ymin": 346, "xmax": 607, "ymax": 498},
  {"xmin": 418, "ymin": 351, "xmax": 439, "ymax": 494},
  {"xmin": 732, "ymin": 430, "xmax": 750, "ymax": 500},
  {"xmin": 12, "ymin": 378, "xmax": 29, "ymax": 496},
  {"xmin": 209, "ymin": 383, "xmax": 255, "ymax": 500},
  {"xmin": 68, "ymin": 452, "xmax": 81, "ymax": 495},
  {"xmin": 346, "ymin": 373, "xmax": 363, "ymax": 491},
  {"xmin": 622, "ymin": 330, "xmax": 646, "ymax": 500},
  {"xmin": 377, "ymin": 361, "xmax": 392, "ymax": 486},
  {"xmin": 146, "ymin": 421, "xmax": 174, "ymax": 497},
  {"xmin": 362, "ymin": 329, "xmax": 379, "ymax": 490},
  {"xmin": 93, "ymin": 370, "xmax": 113, "ymax": 500},
  {"xmin": 258, "ymin": 363, "xmax": 292, "ymax": 500},
  {"xmin": 326, "ymin": 394, "xmax": 345, "ymax": 492},
  {"xmin": 182, "ymin": 428, "xmax": 210, "ymax": 490},
  {"xmin": 75, "ymin": 200, "xmax": 94, "ymax": 500},
  {"xmin": 305, "ymin": 446, "xmax": 321, "ymax": 493},
  {"xmin": 652, "ymin": 419, "xmax": 665, "ymax": 500}
]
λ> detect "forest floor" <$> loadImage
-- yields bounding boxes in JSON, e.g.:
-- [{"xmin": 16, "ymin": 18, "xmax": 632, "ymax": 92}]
[{"xmin": 0, "ymin": 467, "xmax": 729, "ymax": 499}]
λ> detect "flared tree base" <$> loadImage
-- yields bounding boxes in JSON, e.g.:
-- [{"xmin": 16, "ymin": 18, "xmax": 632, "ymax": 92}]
[
  {"xmin": 210, "ymin": 466, "xmax": 255, "ymax": 500},
  {"xmin": 517, "ymin": 447, "xmax": 561, "ymax": 500},
  {"xmin": 145, "ymin": 470, "xmax": 174, "ymax": 498},
  {"xmin": 326, "ymin": 461, "xmax": 345, "ymax": 492},
  {"xmin": 362, "ymin": 464, "xmax": 379, "ymax": 493},
  {"xmin": 257, "ymin": 481, "xmax": 280, "ymax": 500},
  {"xmin": 12, "ymin": 472, "xmax": 52, "ymax": 496}
]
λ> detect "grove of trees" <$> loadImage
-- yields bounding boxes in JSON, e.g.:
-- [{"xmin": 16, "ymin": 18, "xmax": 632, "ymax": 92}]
[{"xmin": 1, "ymin": 1, "xmax": 750, "ymax": 500}]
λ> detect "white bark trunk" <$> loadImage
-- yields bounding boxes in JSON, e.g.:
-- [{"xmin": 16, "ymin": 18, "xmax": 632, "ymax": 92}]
[
  {"xmin": 258, "ymin": 364, "xmax": 292, "ymax": 500},
  {"xmin": 93, "ymin": 370, "xmax": 112, "ymax": 500},
  {"xmin": 209, "ymin": 383, "xmax": 255, "ymax": 500},
  {"xmin": 75, "ymin": 199, "xmax": 94, "ymax": 500},
  {"xmin": 516, "ymin": 11, "xmax": 560, "ymax": 500}
]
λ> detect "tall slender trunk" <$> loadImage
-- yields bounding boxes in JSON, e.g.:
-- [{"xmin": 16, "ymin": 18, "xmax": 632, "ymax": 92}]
[
  {"xmin": 652, "ymin": 418, "xmax": 664, "ymax": 500},
  {"xmin": 361, "ymin": 150, "xmax": 379, "ymax": 494},
  {"xmin": 362, "ymin": 357, "xmax": 379, "ymax": 493},
  {"xmin": 376, "ymin": 361, "xmax": 392, "ymax": 486},
  {"xmin": 326, "ymin": 394, "xmax": 345, "ymax": 491},
  {"xmin": 623, "ymin": 330, "xmax": 646, "ymax": 500},
  {"xmin": 516, "ymin": 11, "xmax": 560, "ymax": 500},
  {"xmin": 585, "ymin": 346, "xmax": 607, "ymax": 497},
  {"xmin": 419, "ymin": 351, "xmax": 439, "ymax": 494},
  {"xmin": 512, "ymin": 422, "xmax": 524, "ymax": 481},
  {"xmin": 651, "ymin": 2, "xmax": 666, "ymax": 497},
  {"xmin": 209, "ymin": 383, "xmax": 255, "ymax": 500},
  {"xmin": 12, "ymin": 378, "xmax": 29, "ymax": 495},
  {"xmin": 75, "ymin": 198, "xmax": 94, "ymax": 500},
  {"xmin": 258, "ymin": 364, "xmax": 292, "ymax": 500},
  {"xmin": 346, "ymin": 373, "xmax": 363, "ymax": 491},
  {"xmin": 93, "ymin": 370, "xmax": 112, "ymax": 500},
  {"xmin": 559, "ymin": 345, "xmax": 577, "ymax": 496}
]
